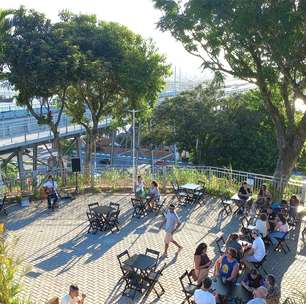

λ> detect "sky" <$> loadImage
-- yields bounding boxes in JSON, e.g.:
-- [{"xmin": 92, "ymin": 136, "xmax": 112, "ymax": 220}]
[{"xmin": 1, "ymin": 0, "xmax": 210, "ymax": 81}]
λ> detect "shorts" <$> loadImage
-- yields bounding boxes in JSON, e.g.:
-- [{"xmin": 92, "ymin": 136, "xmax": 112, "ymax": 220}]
[{"xmin": 164, "ymin": 232, "xmax": 173, "ymax": 244}]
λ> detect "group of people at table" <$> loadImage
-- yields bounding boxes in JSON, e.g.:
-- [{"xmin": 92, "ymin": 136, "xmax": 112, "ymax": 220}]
[{"xmin": 190, "ymin": 181, "xmax": 302, "ymax": 304}]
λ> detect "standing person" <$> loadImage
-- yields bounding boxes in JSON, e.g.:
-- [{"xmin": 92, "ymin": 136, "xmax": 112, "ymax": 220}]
[
  {"xmin": 61, "ymin": 285, "xmax": 86, "ymax": 304},
  {"xmin": 194, "ymin": 277, "xmax": 216, "ymax": 304},
  {"xmin": 135, "ymin": 175, "xmax": 145, "ymax": 198},
  {"xmin": 160, "ymin": 204, "xmax": 182, "ymax": 257},
  {"xmin": 192, "ymin": 243, "xmax": 211, "ymax": 285},
  {"xmin": 43, "ymin": 175, "xmax": 58, "ymax": 210}
]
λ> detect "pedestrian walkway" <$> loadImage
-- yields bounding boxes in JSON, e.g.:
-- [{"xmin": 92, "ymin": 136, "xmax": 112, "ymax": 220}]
[{"xmin": 2, "ymin": 193, "xmax": 306, "ymax": 303}]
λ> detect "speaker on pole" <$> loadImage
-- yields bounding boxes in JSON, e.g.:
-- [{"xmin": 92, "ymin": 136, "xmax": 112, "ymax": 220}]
[{"xmin": 71, "ymin": 158, "xmax": 81, "ymax": 173}]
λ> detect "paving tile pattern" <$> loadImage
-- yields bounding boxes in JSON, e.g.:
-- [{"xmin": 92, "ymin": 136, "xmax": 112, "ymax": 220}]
[{"xmin": 2, "ymin": 193, "xmax": 306, "ymax": 304}]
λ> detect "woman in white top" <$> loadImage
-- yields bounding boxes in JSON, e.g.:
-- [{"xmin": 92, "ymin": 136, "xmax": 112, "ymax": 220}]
[{"xmin": 255, "ymin": 213, "xmax": 269, "ymax": 238}]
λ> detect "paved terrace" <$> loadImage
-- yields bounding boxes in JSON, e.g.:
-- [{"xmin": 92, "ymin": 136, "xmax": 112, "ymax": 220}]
[{"xmin": 2, "ymin": 193, "xmax": 306, "ymax": 303}]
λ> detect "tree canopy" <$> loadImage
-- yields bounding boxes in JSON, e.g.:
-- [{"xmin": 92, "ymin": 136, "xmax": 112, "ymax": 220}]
[{"xmin": 154, "ymin": 0, "xmax": 306, "ymax": 180}]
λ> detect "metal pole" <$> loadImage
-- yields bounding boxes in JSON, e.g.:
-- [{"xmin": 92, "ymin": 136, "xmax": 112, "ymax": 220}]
[{"xmin": 132, "ymin": 110, "xmax": 136, "ymax": 193}]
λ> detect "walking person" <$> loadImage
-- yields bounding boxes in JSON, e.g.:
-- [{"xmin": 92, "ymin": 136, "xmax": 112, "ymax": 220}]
[{"xmin": 160, "ymin": 204, "xmax": 183, "ymax": 257}]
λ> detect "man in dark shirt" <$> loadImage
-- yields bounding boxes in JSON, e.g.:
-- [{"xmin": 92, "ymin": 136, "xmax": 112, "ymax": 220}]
[
  {"xmin": 238, "ymin": 182, "xmax": 252, "ymax": 201},
  {"xmin": 267, "ymin": 207, "xmax": 276, "ymax": 231},
  {"xmin": 242, "ymin": 269, "xmax": 265, "ymax": 293}
]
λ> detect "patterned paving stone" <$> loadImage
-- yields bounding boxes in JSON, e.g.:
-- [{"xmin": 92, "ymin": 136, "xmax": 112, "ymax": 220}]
[{"xmin": 1, "ymin": 193, "xmax": 305, "ymax": 303}]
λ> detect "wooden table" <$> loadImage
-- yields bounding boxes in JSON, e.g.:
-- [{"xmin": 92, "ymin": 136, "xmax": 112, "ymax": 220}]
[{"xmin": 92, "ymin": 205, "xmax": 115, "ymax": 230}]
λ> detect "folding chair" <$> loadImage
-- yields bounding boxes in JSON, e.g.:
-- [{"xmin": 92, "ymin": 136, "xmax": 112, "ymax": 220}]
[
  {"xmin": 154, "ymin": 197, "xmax": 167, "ymax": 215},
  {"xmin": 273, "ymin": 231, "xmax": 290, "ymax": 254},
  {"xmin": 86, "ymin": 211, "xmax": 99, "ymax": 233},
  {"xmin": 179, "ymin": 270, "xmax": 197, "ymax": 304},
  {"xmin": 143, "ymin": 263, "xmax": 167, "ymax": 298},
  {"xmin": 105, "ymin": 210, "xmax": 120, "ymax": 232},
  {"xmin": 215, "ymin": 236, "xmax": 226, "ymax": 255},
  {"xmin": 109, "ymin": 202, "xmax": 120, "ymax": 212},
  {"xmin": 88, "ymin": 202, "xmax": 99, "ymax": 211},
  {"xmin": 0, "ymin": 195, "xmax": 7, "ymax": 216},
  {"xmin": 131, "ymin": 198, "xmax": 146, "ymax": 218},
  {"xmin": 171, "ymin": 182, "xmax": 188, "ymax": 205},
  {"xmin": 220, "ymin": 196, "xmax": 232, "ymax": 216},
  {"xmin": 117, "ymin": 250, "xmax": 132, "ymax": 281},
  {"xmin": 122, "ymin": 270, "xmax": 144, "ymax": 299},
  {"xmin": 145, "ymin": 248, "xmax": 160, "ymax": 271},
  {"xmin": 250, "ymin": 254, "xmax": 268, "ymax": 275}
]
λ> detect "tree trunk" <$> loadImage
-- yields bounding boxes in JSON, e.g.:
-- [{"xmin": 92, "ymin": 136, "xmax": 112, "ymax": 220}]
[
  {"xmin": 273, "ymin": 136, "xmax": 304, "ymax": 198},
  {"xmin": 84, "ymin": 128, "xmax": 97, "ymax": 187}
]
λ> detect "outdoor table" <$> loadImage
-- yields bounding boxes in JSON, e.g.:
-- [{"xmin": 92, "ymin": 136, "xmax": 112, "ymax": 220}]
[
  {"xmin": 211, "ymin": 277, "xmax": 252, "ymax": 303},
  {"xmin": 231, "ymin": 194, "xmax": 252, "ymax": 215},
  {"xmin": 124, "ymin": 253, "xmax": 156, "ymax": 273},
  {"xmin": 92, "ymin": 205, "xmax": 115, "ymax": 230},
  {"xmin": 180, "ymin": 183, "xmax": 203, "ymax": 204}
]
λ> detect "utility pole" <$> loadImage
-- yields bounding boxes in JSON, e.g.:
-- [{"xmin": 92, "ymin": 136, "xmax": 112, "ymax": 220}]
[{"xmin": 128, "ymin": 109, "xmax": 141, "ymax": 193}]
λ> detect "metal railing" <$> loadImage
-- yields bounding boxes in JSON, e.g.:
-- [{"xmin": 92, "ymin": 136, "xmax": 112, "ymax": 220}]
[{"xmin": 1, "ymin": 164, "xmax": 305, "ymax": 202}]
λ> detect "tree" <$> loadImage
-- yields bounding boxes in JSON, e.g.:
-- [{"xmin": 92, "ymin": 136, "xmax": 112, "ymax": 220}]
[
  {"xmin": 1, "ymin": 7, "xmax": 79, "ymax": 173},
  {"xmin": 58, "ymin": 13, "xmax": 170, "ymax": 179},
  {"xmin": 144, "ymin": 82, "xmax": 278, "ymax": 174},
  {"xmin": 153, "ymin": 0, "xmax": 306, "ymax": 184}
]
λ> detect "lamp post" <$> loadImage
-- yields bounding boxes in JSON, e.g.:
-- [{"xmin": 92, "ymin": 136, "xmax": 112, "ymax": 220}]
[{"xmin": 128, "ymin": 109, "xmax": 141, "ymax": 193}]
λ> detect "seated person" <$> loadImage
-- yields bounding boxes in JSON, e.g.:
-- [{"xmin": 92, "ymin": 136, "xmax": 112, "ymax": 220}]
[
  {"xmin": 255, "ymin": 213, "xmax": 269, "ymax": 238},
  {"xmin": 135, "ymin": 175, "xmax": 145, "ymax": 198},
  {"xmin": 241, "ymin": 269, "xmax": 265, "ymax": 293},
  {"xmin": 61, "ymin": 285, "xmax": 86, "ymax": 304},
  {"xmin": 269, "ymin": 214, "xmax": 289, "ymax": 245},
  {"xmin": 148, "ymin": 180, "xmax": 160, "ymax": 209},
  {"xmin": 43, "ymin": 175, "xmax": 58, "ymax": 210},
  {"xmin": 256, "ymin": 184, "xmax": 272, "ymax": 208},
  {"xmin": 214, "ymin": 248, "xmax": 239, "ymax": 283},
  {"xmin": 242, "ymin": 229, "xmax": 266, "ymax": 264},
  {"xmin": 289, "ymin": 195, "xmax": 299, "ymax": 219},
  {"xmin": 267, "ymin": 207, "xmax": 277, "ymax": 231},
  {"xmin": 247, "ymin": 286, "xmax": 268, "ymax": 304},
  {"xmin": 238, "ymin": 182, "xmax": 252, "ymax": 214},
  {"xmin": 265, "ymin": 274, "xmax": 281, "ymax": 304},
  {"xmin": 193, "ymin": 243, "xmax": 211, "ymax": 285},
  {"xmin": 238, "ymin": 182, "xmax": 252, "ymax": 201},
  {"xmin": 194, "ymin": 277, "xmax": 216, "ymax": 304},
  {"xmin": 225, "ymin": 233, "xmax": 243, "ymax": 261}
]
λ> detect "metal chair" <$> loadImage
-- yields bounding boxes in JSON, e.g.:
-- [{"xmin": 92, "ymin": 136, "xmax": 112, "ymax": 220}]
[
  {"xmin": 179, "ymin": 270, "xmax": 197, "ymax": 304},
  {"xmin": 117, "ymin": 250, "xmax": 132, "ymax": 280},
  {"xmin": 0, "ymin": 195, "xmax": 7, "ymax": 216}
]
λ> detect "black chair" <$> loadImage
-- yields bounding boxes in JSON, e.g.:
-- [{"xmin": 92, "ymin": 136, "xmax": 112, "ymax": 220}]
[
  {"xmin": 117, "ymin": 250, "xmax": 132, "ymax": 280},
  {"xmin": 0, "ymin": 195, "xmax": 7, "ymax": 216},
  {"xmin": 145, "ymin": 248, "xmax": 160, "ymax": 271},
  {"xmin": 250, "ymin": 254, "xmax": 268, "ymax": 275},
  {"xmin": 131, "ymin": 198, "xmax": 146, "ymax": 218},
  {"xmin": 122, "ymin": 270, "xmax": 144, "ymax": 299},
  {"xmin": 86, "ymin": 211, "xmax": 99, "ymax": 233},
  {"xmin": 109, "ymin": 202, "xmax": 120, "ymax": 212},
  {"xmin": 179, "ymin": 270, "xmax": 197, "ymax": 304},
  {"xmin": 171, "ymin": 182, "xmax": 188, "ymax": 205},
  {"xmin": 143, "ymin": 263, "xmax": 167, "ymax": 298},
  {"xmin": 154, "ymin": 197, "xmax": 167, "ymax": 215},
  {"xmin": 273, "ymin": 231, "xmax": 290, "ymax": 254},
  {"xmin": 88, "ymin": 202, "xmax": 99, "ymax": 211},
  {"xmin": 240, "ymin": 216, "xmax": 250, "ymax": 229},
  {"xmin": 106, "ymin": 210, "xmax": 120, "ymax": 232},
  {"xmin": 220, "ymin": 196, "xmax": 232, "ymax": 216},
  {"xmin": 215, "ymin": 236, "xmax": 226, "ymax": 255}
]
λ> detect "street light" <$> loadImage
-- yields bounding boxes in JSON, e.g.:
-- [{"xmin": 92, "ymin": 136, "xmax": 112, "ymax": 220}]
[{"xmin": 128, "ymin": 109, "xmax": 141, "ymax": 193}]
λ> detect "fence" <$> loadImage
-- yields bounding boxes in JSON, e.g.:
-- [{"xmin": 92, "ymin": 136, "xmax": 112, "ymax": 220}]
[{"xmin": 1, "ymin": 164, "xmax": 305, "ymax": 202}]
